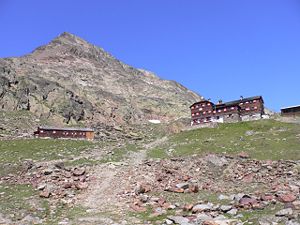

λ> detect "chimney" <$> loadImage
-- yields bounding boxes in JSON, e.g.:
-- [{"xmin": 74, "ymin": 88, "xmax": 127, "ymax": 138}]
[
  {"xmin": 218, "ymin": 99, "xmax": 223, "ymax": 104},
  {"xmin": 240, "ymin": 95, "xmax": 244, "ymax": 100}
]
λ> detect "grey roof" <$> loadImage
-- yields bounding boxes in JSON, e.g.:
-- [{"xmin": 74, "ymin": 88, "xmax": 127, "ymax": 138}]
[
  {"xmin": 39, "ymin": 126, "xmax": 94, "ymax": 132},
  {"xmin": 281, "ymin": 105, "xmax": 300, "ymax": 110},
  {"xmin": 217, "ymin": 96, "xmax": 263, "ymax": 108}
]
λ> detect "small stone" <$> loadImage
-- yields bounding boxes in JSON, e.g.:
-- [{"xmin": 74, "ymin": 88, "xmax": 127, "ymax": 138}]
[
  {"xmin": 183, "ymin": 204, "xmax": 194, "ymax": 211},
  {"xmin": 43, "ymin": 168, "xmax": 53, "ymax": 175},
  {"xmin": 134, "ymin": 184, "xmax": 146, "ymax": 195},
  {"xmin": 292, "ymin": 200, "xmax": 300, "ymax": 210},
  {"xmin": 192, "ymin": 203, "xmax": 213, "ymax": 212},
  {"xmin": 189, "ymin": 184, "xmax": 199, "ymax": 193},
  {"xmin": 165, "ymin": 219, "xmax": 174, "ymax": 225},
  {"xmin": 176, "ymin": 183, "xmax": 189, "ymax": 190},
  {"xmin": 220, "ymin": 205, "xmax": 232, "ymax": 212},
  {"xmin": 139, "ymin": 194, "xmax": 149, "ymax": 203},
  {"xmin": 37, "ymin": 183, "xmax": 46, "ymax": 190},
  {"xmin": 238, "ymin": 152, "xmax": 250, "ymax": 158},
  {"xmin": 218, "ymin": 194, "xmax": 230, "ymax": 200},
  {"xmin": 54, "ymin": 162, "xmax": 65, "ymax": 169},
  {"xmin": 227, "ymin": 208, "xmax": 238, "ymax": 215},
  {"xmin": 39, "ymin": 190, "xmax": 50, "ymax": 198},
  {"xmin": 75, "ymin": 182, "xmax": 88, "ymax": 190},
  {"xmin": 72, "ymin": 167, "xmax": 85, "ymax": 176},
  {"xmin": 168, "ymin": 216, "xmax": 189, "ymax": 225}
]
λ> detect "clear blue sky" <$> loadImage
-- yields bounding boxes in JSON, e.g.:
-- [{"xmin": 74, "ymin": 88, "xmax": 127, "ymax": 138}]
[{"xmin": 1, "ymin": 0, "xmax": 300, "ymax": 111}]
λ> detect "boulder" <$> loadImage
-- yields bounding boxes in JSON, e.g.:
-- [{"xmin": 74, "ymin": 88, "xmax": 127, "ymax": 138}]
[
  {"xmin": 192, "ymin": 203, "xmax": 213, "ymax": 212},
  {"xmin": 275, "ymin": 208, "xmax": 293, "ymax": 217}
]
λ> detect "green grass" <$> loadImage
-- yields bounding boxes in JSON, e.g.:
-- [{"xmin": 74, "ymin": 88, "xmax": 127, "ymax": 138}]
[
  {"xmin": 0, "ymin": 184, "xmax": 50, "ymax": 221},
  {"xmin": 148, "ymin": 119, "xmax": 300, "ymax": 160},
  {"xmin": 0, "ymin": 139, "xmax": 95, "ymax": 164}
]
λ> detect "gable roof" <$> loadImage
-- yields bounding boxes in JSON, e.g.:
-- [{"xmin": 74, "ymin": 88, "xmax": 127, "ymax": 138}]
[{"xmin": 217, "ymin": 96, "xmax": 263, "ymax": 107}]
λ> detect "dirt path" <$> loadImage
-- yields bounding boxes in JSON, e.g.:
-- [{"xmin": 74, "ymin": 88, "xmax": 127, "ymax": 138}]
[{"xmin": 75, "ymin": 147, "xmax": 149, "ymax": 224}]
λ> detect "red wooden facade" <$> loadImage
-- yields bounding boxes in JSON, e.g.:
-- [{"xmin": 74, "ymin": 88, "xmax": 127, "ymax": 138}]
[
  {"xmin": 34, "ymin": 127, "xmax": 95, "ymax": 140},
  {"xmin": 190, "ymin": 96, "xmax": 265, "ymax": 125}
]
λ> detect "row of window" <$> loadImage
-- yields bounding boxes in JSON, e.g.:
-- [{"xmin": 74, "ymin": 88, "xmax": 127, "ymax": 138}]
[
  {"xmin": 192, "ymin": 106, "xmax": 259, "ymax": 116},
  {"xmin": 39, "ymin": 130, "xmax": 85, "ymax": 135},
  {"xmin": 239, "ymin": 100, "xmax": 257, "ymax": 105},
  {"xmin": 192, "ymin": 107, "xmax": 238, "ymax": 116},
  {"xmin": 191, "ymin": 103, "xmax": 211, "ymax": 109}
]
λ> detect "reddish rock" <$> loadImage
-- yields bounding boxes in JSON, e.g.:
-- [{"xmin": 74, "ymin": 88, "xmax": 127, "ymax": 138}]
[
  {"xmin": 261, "ymin": 194, "xmax": 274, "ymax": 201},
  {"xmin": 75, "ymin": 182, "xmax": 88, "ymax": 190},
  {"xmin": 242, "ymin": 173, "xmax": 254, "ymax": 183},
  {"xmin": 72, "ymin": 167, "xmax": 86, "ymax": 176},
  {"xmin": 39, "ymin": 190, "xmax": 50, "ymax": 198},
  {"xmin": 277, "ymin": 193, "xmax": 297, "ymax": 203},
  {"xmin": 239, "ymin": 196, "xmax": 258, "ymax": 208},
  {"xmin": 63, "ymin": 182, "xmax": 73, "ymax": 189},
  {"xmin": 238, "ymin": 152, "xmax": 250, "ymax": 159}
]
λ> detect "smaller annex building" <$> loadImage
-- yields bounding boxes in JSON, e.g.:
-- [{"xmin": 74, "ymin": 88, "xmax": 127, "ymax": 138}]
[
  {"xmin": 34, "ymin": 126, "xmax": 95, "ymax": 140},
  {"xmin": 190, "ymin": 96, "xmax": 265, "ymax": 126},
  {"xmin": 281, "ymin": 105, "xmax": 300, "ymax": 117}
]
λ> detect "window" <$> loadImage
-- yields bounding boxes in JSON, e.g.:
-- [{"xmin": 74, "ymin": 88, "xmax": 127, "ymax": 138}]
[
  {"xmin": 218, "ymin": 109, "xmax": 221, "ymax": 112},
  {"xmin": 239, "ymin": 103, "xmax": 243, "ymax": 105},
  {"xmin": 207, "ymin": 103, "xmax": 211, "ymax": 106},
  {"xmin": 202, "ymin": 104, "xmax": 205, "ymax": 107},
  {"xmin": 203, "ymin": 111, "xmax": 206, "ymax": 114},
  {"xmin": 192, "ymin": 113, "xmax": 195, "ymax": 116},
  {"xmin": 246, "ymin": 108, "xmax": 250, "ymax": 111},
  {"xmin": 208, "ymin": 110, "xmax": 211, "ymax": 113},
  {"xmin": 217, "ymin": 116, "xmax": 220, "ymax": 119},
  {"xmin": 245, "ymin": 101, "xmax": 249, "ymax": 104},
  {"xmin": 53, "ymin": 131, "xmax": 56, "ymax": 134},
  {"xmin": 196, "ymin": 105, "xmax": 199, "ymax": 108},
  {"xmin": 191, "ymin": 106, "xmax": 194, "ymax": 109},
  {"xmin": 253, "ymin": 100, "xmax": 257, "ymax": 103},
  {"xmin": 254, "ymin": 106, "xmax": 258, "ymax": 109},
  {"xmin": 224, "ymin": 108, "xmax": 227, "ymax": 112},
  {"xmin": 231, "ymin": 107, "xmax": 235, "ymax": 110},
  {"xmin": 199, "ymin": 108, "xmax": 203, "ymax": 111},
  {"xmin": 206, "ymin": 117, "xmax": 211, "ymax": 121},
  {"xmin": 213, "ymin": 110, "xmax": 216, "ymax": 113},
  {"xmin": 196, "ymin": 112, "xmax": 199, "ymax": 115}
]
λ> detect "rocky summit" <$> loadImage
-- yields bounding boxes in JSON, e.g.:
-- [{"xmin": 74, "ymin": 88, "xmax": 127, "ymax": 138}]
[{"xmin": 0, "ymin": 32, "xmax": 201, "ymax": 126}]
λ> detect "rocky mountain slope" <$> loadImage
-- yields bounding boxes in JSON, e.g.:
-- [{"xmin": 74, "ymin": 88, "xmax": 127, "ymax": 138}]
[{"xmin": 0, "ymin": 32, "xmax": 201, "ymax": 126}]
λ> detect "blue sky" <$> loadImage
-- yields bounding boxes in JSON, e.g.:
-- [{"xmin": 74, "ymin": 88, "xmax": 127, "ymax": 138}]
[{"xmin": 1, "ymin": 0, "xmax": 300, "ymax": 111}]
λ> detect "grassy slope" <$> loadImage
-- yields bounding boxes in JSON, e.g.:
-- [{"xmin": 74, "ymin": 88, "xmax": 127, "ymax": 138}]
[{"xmin": 149, "ymin": 119, "xmax": 300, "ymax": 160}]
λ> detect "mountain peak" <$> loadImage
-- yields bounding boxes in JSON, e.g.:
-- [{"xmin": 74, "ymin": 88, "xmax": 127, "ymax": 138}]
[{"xmin": 52, "ymin": 32, "xmax": 90, "ymax": 46}]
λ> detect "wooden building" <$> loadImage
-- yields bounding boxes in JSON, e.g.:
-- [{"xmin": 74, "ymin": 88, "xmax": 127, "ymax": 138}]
[
  {"xmin": 190, "ymin": 96, "xmax": 265, "ymax": 126},
  {"xmin": 34, "ymin": 127, "xmax": 95, "ymax": 140},
  {"xmin": 281, "ymin": 105, "xmax": 300, "ymax": 117}
]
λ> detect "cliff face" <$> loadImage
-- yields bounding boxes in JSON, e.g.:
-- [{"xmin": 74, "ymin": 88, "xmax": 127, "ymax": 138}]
[{"xmin": 0, "ymin": 32, "xmax": 202, "ymax": 126}]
